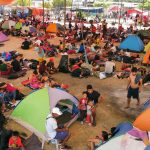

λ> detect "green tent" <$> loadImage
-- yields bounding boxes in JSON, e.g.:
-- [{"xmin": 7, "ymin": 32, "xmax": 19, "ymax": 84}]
[
  {"xmin": 15, "ymin": 22, "xmax": 22, "ymax": 30},
  {"xmin": 2, "ymin": 20, "xmax": 16, "ymax": 29},
  {"xmin": 11, "ymin": 88, "xmax": 78, "ymax": 138}
]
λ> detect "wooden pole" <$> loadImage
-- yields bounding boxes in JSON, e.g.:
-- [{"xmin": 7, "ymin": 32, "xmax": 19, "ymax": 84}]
[
  {"xmin": 63, "ymin": 0, "xmax": 66, "ymax": 49},
  {"xmin": 43, "ymin": 0, "xmax": 44, "ymax": 24}
]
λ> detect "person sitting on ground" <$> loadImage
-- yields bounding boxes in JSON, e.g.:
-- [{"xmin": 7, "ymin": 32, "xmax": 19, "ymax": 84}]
[
  {"xmin": 47, "ymin": 58, "xmax": 57, "ymax": 74},
  {"xmin": 71, "ymin": 63, "xmax": 83, "ymax": 78},
  {"xmin": 38, "ymin": 60, "xmax": 47, "ymax": 76},
  {"xmin": 79, "ymin": 92, "xmax": 88, "ymax": 125},
  {"xmin": 45, "ymin": 107, "xmax": 71, "ymax": 150},
  {"xmin": 11, "ymin": 56, "xmax": 21, "ymax": 72},
  {"xmin": 88, "ymin": 131, "xmax": 109, "ymax": 150},
  {"xmin": 78, "ymin": 43, "xmax": 85, "ymax": 53},
  {"xmin": 8, "ymin": 131, "xmax": 24, "ymax": 150},
  {"xmin": 21, "ymin": 38, "xmax": 30, "ymax": 50},
  {"xmin": 105, "ymin": 58, "xmax": 115, "ymax": 76},
  {"xmin": 0, "ymin": 60, "xmax": 12, "ymax": 75},
  {"xmin": 29, "ymin": 70, "xmax": 43, "ymax": 89}
]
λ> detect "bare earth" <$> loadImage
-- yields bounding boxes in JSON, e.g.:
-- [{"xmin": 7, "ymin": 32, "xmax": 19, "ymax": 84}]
[{"xmin": 0, "ymin": 36, "xmax": 150, "ymax": 150}]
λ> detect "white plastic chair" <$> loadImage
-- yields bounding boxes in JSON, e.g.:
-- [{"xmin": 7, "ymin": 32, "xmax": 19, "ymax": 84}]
[{"xmin": 41, "ymin": 133, "xmax": 60, "ymax": 150}]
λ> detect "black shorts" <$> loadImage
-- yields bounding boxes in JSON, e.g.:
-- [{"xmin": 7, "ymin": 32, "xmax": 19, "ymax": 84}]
[{"xmin": 127, "ymin": 87, "xmax": 139, "ymax": 99}]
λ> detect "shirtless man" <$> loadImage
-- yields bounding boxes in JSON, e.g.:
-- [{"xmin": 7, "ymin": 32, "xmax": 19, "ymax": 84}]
[{"xmin": 125, "ymin": 67, "xmax": 142, "ymax": 108}]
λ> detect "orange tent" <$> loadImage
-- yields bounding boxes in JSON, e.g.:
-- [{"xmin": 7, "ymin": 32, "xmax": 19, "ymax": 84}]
[
  {"xmin": 133, "ymin": 108, "xmax": 150, "ymax": 131},
  {"xmin": 46, "ymin": 23, "xmax": 64, "ymax": 33},
  {"xmin": 0, "ymin": 0, "xmax": 14, "ymax": 5},
  {"xmin": 143, "ymin": 49, "xmax": 150, "ymax": 64}
]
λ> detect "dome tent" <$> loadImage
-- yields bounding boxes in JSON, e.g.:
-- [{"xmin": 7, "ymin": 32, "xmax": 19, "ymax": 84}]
[
  {"xmin": 0, "ymin": 32, "xmax": 8, "ymax": 43},
  {"xmin": 119, "ymin": 35, "xmax": 144, "ymax": 52},
  {"xmin": 11, "ymin": 88, "xmax": 79, "ymax": 139}
]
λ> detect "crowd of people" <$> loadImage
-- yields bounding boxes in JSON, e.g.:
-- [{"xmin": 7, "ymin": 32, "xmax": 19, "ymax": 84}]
[{"xmin": 0, "ymin": 12, "xmax": 149, "ymax": 150}]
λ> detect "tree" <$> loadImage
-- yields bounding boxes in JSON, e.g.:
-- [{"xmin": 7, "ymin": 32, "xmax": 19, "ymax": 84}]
[
  {"xmin": 43, "ymin": 2, "xmax": 52, "ymax": 9},
  {"xmin": 138, "ymin": 0, "xmax": 150, "ymax": 10},
  {"xmin": 93, "ymin": 1, "xmax": 110, "ymax": 9},
  {"xmin": 52, "ymin": 0, "xmax": 72, "ymax": 8},
  {"xmin": 17, "ymin": 0, "xmax": 32, "ymax": 6}
]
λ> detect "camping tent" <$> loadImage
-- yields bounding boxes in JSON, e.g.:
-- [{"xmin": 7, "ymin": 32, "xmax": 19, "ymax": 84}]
[
  {"xmin": 143, "ymin": 50, "xmax": 150, "ymax": 64},
  {"xmin": 0, "ymin": 32, "xmax": 8, "ymax": 43},
  {"xmin": 96, "ymin": 134, "xmax": 147, "ymax": 150},
  {"xmin": 119, "ymin": 35, "xmax": 144, "ymax": 52},
  {"xmin": 2, "ymin": 20, "xmax": 16, "ymax": 29},
  {"xmin": 46, "ymin": 23, "xmax": 64, "ymax": 33},
  {"xmin": 11, "ymin": 88, "xmax": 79, "ymax": 139},
  {"xmin": 133, "ymin": 108, "xmax": 150, "ymax": 131},
  {"xmin": 144, "ymin": 42, "xmax": 150, "ymax": 52}
]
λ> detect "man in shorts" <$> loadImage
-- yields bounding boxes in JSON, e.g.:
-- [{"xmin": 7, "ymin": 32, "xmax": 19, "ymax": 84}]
[
  {"xmin": 126, "ymin": 67, "xmax": 142, "ymax": 108},
  {"xmin": 45, "ymin": 107, "xmax": 71, "ymax": 149}
]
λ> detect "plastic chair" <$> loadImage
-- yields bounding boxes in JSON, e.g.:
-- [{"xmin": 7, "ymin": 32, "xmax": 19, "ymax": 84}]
[{"xmin": 41, "ymin": 134, "xmax": 60, "ymax": 150}]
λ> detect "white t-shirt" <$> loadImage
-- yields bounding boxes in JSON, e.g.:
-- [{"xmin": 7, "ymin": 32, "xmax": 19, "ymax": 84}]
[
  {"xmin": 45, "ymin": 114, "xmax": 57, "ymax": 139},
  {"xmin": 105, "ymin": 61, "xmax": 115, "ymax": 74}
]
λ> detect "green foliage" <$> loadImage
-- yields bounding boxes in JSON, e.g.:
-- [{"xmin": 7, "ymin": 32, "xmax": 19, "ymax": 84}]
[
  {"xmin": 138, "ymin": 0, "xmax": 150, "ymax": 10},
  {"xmin": 52, "ymin": 0, "xmax": 72, "ymax": 8},
  {"xmin": 93, "ymin": 2, "xmax": 110, "ymax": 9},
  {"xmin": 17, "ymin": 0, "xmax": 32, "ymax": 6},
  {"xmin": 43, "ymin": 2, "xmax": 52, "ymax": 9}
]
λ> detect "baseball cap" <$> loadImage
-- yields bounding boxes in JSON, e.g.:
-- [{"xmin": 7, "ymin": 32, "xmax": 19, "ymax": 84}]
[{"xmin": 52, "ymin": 107, "xmax": 62, "ymax": 116}]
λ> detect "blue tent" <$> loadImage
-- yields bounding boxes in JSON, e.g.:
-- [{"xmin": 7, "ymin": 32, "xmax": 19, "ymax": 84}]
[{"xmin": 119, "ymin": 35, "xmax": 144, "ymax": 52}]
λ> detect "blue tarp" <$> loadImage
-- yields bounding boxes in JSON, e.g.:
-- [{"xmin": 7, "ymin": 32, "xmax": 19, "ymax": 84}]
[
  {"xmin": 78, "ymin": 7, "xmax": 103, "ymax": 13},
  {"xmin": 119, "ymin": 35, "xmax": 144, "ymax": 52}
]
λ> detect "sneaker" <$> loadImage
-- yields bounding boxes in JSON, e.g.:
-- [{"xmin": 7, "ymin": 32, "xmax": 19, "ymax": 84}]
[{"xmin": 80, "ymin": 121, "xmax": 83, "ymax": 125}]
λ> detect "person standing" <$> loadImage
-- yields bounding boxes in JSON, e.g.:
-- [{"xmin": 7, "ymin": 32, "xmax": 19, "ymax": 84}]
[{"xmin": 125, "ymin": 67, "xmax": 142, "ymax": 108}]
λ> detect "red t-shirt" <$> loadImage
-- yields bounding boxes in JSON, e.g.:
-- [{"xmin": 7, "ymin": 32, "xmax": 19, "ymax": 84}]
[
  {"xmin": 9, "ymin": 137, "xmax": 23, "ymax": 148},
  {"xmin": 6, "ymin": 84, "xmax": 16, "ymax": 92},
  {"xmin": 79, "ymin": 98, "xmax": 87, "ymax": 110}
]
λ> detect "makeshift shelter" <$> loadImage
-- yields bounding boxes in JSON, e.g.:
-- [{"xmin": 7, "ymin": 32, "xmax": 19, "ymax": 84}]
[
  {"xmin": 127, "ymin": 9, "xmax": 142, "ymax": 15},
  {"xmin": 46, "ymin": 23, "xmax": 64, "ymax": 33},
  {"xmin": 2, "ymin": 20, "xmax": 16, "ymax": 29},
  {"xmin": 119, "ymin": 35, "xmax": 144, "ymax": 52},
  {"xmin": 15, "ymin": 22, "xmax": 22, "ymax": 30},
  {"xmin": 143, "ymin": 50, "xmax": 150, "ymax": 64},
  {"xmin": 137, "ymin": 30, "xmax": 150, "ymax": 40},
  {"xmin": 0, "ymin": 0, "xmax": 14, "ymax": 5},
  {"xmin": 11, "ymin": 88, "xmax": 79, "ymax": 139},
  {"xmin": 144, "ymin": 42, "xmax": 150, "ymax": 52},
  {"xmin": 0, "ymin": 32, "xmax": 8, "ymax": 43}
]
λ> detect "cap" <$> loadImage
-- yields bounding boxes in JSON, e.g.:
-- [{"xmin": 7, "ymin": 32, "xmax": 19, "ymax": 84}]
[{"xmin": 52, "ymin": 107, "xmax": 62, "ymax": 116}]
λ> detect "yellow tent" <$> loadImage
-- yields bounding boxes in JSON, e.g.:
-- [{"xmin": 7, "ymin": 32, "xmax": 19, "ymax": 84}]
[
  {"xmin": 46, "ymin": 23, "xmax": 64, "ymax": 33},
  {"xmin": 143, "ymin": 49, "xmax": 150, "ymax": 64},
  {"xmin": 144, "ymin": 42, "xmax": 150, "ymax": 52}
]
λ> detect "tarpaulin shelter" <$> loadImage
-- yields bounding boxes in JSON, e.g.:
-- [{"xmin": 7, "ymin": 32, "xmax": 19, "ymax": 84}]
[
  {"xmin": 32, "ymin": 8, "xmax": 43, "ymax": 16},
  {"xmin": 11, "ymin": 88, "xmax": 79, "ymax": 139},
  {"xmin": 0, "ymin": 0, "xmax": 14, "ymax": 5},
  {"xmin": 2, "ymin": 20, "xmax": 16, "ymax": 29},
  {"xmin": 0, "ymin": 32, "xmax": 8, "ymax": 43},
  {"xmin": 15, "ymin": 22, "xmax": 22, "ymax": 30},
  {"xmin": 119, "ymin": 35, "xmax": 144, "ymax": 52},
  {"xmin": 127, "ymin": 9, "xmax": 142, "ymax": 15},
  {"xmin": 46, "ymin": 23, "xmax": 64, "ymax": 33}
]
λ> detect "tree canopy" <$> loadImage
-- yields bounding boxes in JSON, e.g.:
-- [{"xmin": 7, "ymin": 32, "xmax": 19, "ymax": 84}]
[
  {"xmin": 52, "ymin": 0, "xmax": 72, "ymax": 8},
  {"xmin": 17, "ymin": 0, "xmax": 32, "ymax": 6}
]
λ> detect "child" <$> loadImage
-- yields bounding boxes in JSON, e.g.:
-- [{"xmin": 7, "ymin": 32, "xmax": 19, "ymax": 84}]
[
  {"xmin": 86, "ymin": 100, "xmax": 93, "ymax": 126},
  {"xmin": 9, "ymin": 131, "xmax": 24, "ymax": 150},
  {"xmin": 79, "ymin": 92, "xmax": 88, "ymax": 124},
  {"xmin": 88, "ymin": 131, "xmax": 109, "ymax": 150}
]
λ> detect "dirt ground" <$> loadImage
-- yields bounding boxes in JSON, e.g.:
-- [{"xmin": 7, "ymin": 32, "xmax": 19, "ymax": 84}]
[{"xmin": 0, "ymin": 36, "xmax": 150, "ymax": 150}]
